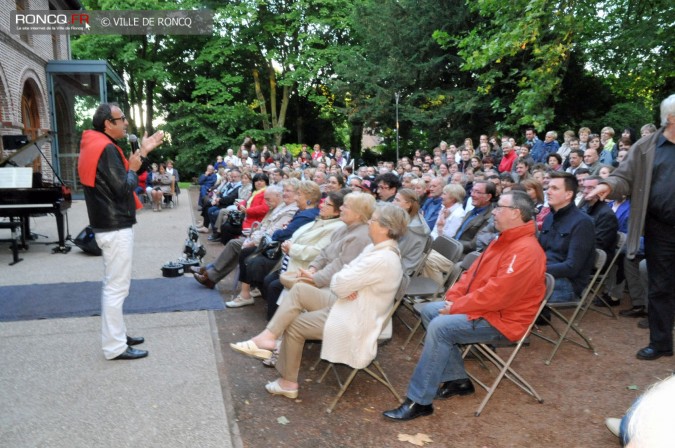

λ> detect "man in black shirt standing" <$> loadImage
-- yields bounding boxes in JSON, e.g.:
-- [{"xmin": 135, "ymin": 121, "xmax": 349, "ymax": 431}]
[{"xmin": 589, "ymin": 94, "xmax": 675, "ymax": 361}]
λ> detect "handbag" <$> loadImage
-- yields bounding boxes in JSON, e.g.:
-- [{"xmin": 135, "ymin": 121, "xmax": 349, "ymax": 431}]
[
  {"xmin": 227, "ymin": 210, "xmax": 244, "ymax": 227},
  {"xmin": 255, "ymin": 235, "xmax": 283, "ymax": 260}
]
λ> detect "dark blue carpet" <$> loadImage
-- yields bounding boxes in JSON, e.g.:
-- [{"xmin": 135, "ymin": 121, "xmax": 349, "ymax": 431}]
[{"xmin": 0, "ymin": 276, "xmax": 225, "ymax": 322}]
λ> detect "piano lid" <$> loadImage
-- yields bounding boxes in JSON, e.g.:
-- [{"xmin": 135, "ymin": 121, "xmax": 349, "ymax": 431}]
[{"xmin": 0, "ymin": 134, "xmax": 52, "ymax": 168}]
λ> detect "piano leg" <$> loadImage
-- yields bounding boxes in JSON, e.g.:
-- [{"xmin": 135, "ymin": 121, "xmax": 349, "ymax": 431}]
[
  {"xmin": 18, "ymin": 216, "xmax": 29, "ymax": 249},
  {"xmin": 52, "ymin": 211, "xmax": 71, "ymax": 254}
]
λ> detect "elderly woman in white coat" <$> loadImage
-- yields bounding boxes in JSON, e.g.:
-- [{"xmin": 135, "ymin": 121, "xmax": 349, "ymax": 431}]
[{"xmin": 230, "ymin": 202, "xmax": 408, "ymax": 399}]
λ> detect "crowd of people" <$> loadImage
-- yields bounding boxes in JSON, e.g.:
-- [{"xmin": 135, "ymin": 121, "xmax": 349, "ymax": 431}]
[{"xmin": 189, "ymin": 95, "xmax": 673, "ymax": 441}]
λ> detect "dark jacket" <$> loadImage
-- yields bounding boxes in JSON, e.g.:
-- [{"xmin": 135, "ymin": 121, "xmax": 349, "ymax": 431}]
[
  {"xmin": 78, "ymin": 130, "xmax": 149, "ymax": 232},
  {"xmin": 457, "ymin": 203, "xmax": 495, "ymax": 254},
  {"xmin": 581, "ymin": 200, "xmax": 619, "ymax": 263},
  {"xmin": 601, "ymin": 129, "xmax": 663, "ymax": 258},
  {"xmin": 216, "ymin": 183, "xmax": 242, "ymax": 208},
  {"xmin": 539, "ymin": 201, "xmax": 595, "ymax": 297},
  {"xmin": 271, "ymin": 207, "xmax": 320, "ymax": 242}
]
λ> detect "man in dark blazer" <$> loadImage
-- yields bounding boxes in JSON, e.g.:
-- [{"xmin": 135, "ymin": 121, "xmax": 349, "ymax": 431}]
[{"xmin": 455, "ymin": 181, "xmax": 495, "ymax": 254}]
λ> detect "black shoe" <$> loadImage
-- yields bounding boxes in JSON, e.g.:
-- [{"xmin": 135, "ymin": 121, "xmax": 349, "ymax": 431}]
[
  {"xmin": 535, "ymin": 313, "xmax": 551, "ymax": 326},
  {"xmin": 636, "ymin": 346, "xmax": 673, "ymax": 361},
  {"xmin": 435, "ymin": 378, "xmax": 475, "ymax": 400},
  {"xmin": 207, "ymin": 233, "xmax": 221, "ymax": 242},
  {"xmin": 383, "ymin": 398, "xmax": 433, "ymax": 421},
  {"xmin": 112, "ymin": 346, "xmax": 149, "ymax": 360},
  {"xmin": 593, "ymin": 294, "xmax": 621, "ymax": 308},
  {"xmin": 126, "ymin": 335, "xmax": 144, "ymax": 346},
  {"xmin": 618, "ymin": 306, "xmax": 647, "ymax": 318},
  {"xmin": 637, "ymin": 318, "xmax": 649, "ymax": 329}
]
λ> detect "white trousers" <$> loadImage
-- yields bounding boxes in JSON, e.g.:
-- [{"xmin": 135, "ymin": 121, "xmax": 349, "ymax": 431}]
[{"xmin": 96, "ymin": 228, "xmax": 134, "ymax": 359}]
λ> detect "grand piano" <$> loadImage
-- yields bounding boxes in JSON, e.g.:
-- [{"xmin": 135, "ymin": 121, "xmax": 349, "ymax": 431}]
[{"xmin": 0, "ymin": 134, "xmax": 72, "ymax": 261}]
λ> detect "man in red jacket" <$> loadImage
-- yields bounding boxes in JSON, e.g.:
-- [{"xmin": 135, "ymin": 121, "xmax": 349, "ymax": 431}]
[
  {"xmin": 384, "ymin": 190, "xmax": 546, "ymax": 421},
  {"xmin": 78, "ymin": 103, "xmax": 164, "ymax": 360}
]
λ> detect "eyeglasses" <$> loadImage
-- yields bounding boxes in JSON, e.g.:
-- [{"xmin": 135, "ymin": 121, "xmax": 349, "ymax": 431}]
[
  {"xmin": 108, "ymin": 115, "xmax": 126, "ymax": 123},
  {"xmin": 471, "ymin": 189, "xmax": 487, "ymax": 195},
  {"xmin": 494, "ymin": 204, "xmax": 518, "ymax": 210}
]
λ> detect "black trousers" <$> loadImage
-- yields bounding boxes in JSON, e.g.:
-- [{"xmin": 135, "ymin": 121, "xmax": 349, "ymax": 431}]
[
  {"xmin": 263, "ymin": 270, "xmax": 283, "ymax": 320},
  {"xmin": 644, "ymin": 218, "xmax": 675, "ymax": 352}
]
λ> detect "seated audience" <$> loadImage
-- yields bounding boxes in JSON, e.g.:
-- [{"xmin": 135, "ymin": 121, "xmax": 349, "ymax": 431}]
[
  {"xmin": 262, "ymin": 190, "xmax": 348, "ymax": 320},
  {"xmin": 192, "ymin": 184, "xmax": 296, "ymax": 289},
  {"xmin": 382, "ymin": 191, "xmax": 546, "ymax": 421},
  {"xmin": 420, "ymin": 177, "xmax": 445, "ymax": 229},
  {"xmin": 392, "ymin": 188, "xmax": 431, "ymax": 276},
  {"xmin": 227, "ymin": 180, "xmax": 322, "ymax": 308},
  {"xmin": 230, "ymin": 202, "xmax": 406, "ymax": 400},
  {"xmin": 149, "ymin": 163, "xmax": 172, "ymax": 212},
  {"xmin": 538, "ymin": 172, "xmax": 595, "ymax": 306},
  {"xmin": 455, "ymin": 181, "xmax": 496, "ymax": 255}
]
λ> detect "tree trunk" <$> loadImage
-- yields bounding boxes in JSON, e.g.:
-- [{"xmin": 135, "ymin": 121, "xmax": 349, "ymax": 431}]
[
  {"xmin": 253, "ymin": 68, "xmax": 270, "ymax": 130},
  {"xmin": 145, "ymin": 80, "xmax": 155, "ymax": 135},
  {"xmin": 349, "ymin": 121, "xmax": 363, "ymax": 160}
]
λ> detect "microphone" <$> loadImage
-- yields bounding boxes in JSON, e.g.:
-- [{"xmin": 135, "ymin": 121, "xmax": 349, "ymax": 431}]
[{"xmin": 129, "ymin": 134, "xmax": 139, "ymax": 153}]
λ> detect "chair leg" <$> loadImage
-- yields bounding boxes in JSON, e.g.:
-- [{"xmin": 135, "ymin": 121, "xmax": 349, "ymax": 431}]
[
  {"xmin": 326, "ymin": 368, "xmax": 359, "ymax": 413},
  {"xmin": 543, "ymin": 306, "xmax": 596, "ymax": 365},
  {"xmin": 400, "ymin": 318, "xmax": 422, "ymax": 350}
]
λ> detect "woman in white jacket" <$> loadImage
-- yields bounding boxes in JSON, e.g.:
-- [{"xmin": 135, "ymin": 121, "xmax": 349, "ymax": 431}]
[{"xmin": 230, "ymin": 202, "xmax": 408, "ymax": 399}]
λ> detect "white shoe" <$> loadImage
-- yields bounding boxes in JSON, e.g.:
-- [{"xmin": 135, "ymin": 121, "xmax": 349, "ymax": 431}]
[
  {"xmin": 265, "ymin": 379, "xmax": 298, "ymax": 399},
  {"xmin": 250, "ymin": 288, "xmax": 262, "ymax": 298},
  {"xmin": 226, "ymin": 295, "xmax": 255, "ymax": 308},
  {"xmin": 605, "ymin": 417, "xmax": 621, "ymax": 438}
]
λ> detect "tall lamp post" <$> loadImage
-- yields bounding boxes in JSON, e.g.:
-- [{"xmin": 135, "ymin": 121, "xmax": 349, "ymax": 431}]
[{"xmin": 395, "ymin": 92, "xmax": 400, "ymax": 162}]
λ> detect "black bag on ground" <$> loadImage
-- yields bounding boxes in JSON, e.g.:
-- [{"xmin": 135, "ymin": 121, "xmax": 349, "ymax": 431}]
[{"xmin": 74, "ymin": 225, "xmax": 102, "ymax": 256}]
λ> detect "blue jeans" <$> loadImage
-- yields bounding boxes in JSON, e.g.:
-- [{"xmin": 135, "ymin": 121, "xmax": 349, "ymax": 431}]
[
  {"xmin": 548, "ymin": 277, "xmax": 577, "ymax": 303},
  {"xmin": 406, "ymin": 302, "xmax": 504, "ymax": 405}
]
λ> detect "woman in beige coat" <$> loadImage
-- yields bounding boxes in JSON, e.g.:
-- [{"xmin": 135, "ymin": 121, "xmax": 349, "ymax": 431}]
[{"xmin": 230, "ymin": 201, "xmax": 408, "ymax": 399}]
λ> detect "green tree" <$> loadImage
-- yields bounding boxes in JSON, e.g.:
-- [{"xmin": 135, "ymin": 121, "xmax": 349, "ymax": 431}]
[
  {"xmin": 328, "ymin": 0, "xmax": 489, "ymax": 156},
  {"xmin": 440, "ymin": 0, "xmax": 674, "ymax": 133},
  {"xmin": 217, "ymin": 0, "xmax": 353, "ymax": 147}
]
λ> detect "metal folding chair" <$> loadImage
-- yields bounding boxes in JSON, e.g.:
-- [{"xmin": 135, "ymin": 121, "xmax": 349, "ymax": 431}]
[
  {"xmin": 462, "ymin": 274, "xmax": 555, "ymax": 416},
  {"xmin": 398, "ymin": 237, "xmax": 466, "ymax": 350},
  {"xmin": 317, "ymin": 276, "xmax": 409, "ymax": 413},
  {"xmin": 580, "ymin": 232, "xmax": 627, "ymax": 320},
  {"xmin": 402, "ymin": 251, "xmax": 482, "ymax": 356},
  {"xmin": 534, "ymin": 249, "xmax": 607, "ymax": 365}
]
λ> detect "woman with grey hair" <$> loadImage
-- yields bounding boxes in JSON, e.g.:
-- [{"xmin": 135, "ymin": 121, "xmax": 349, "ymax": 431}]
[
  {"xmin": 421, "ymin": 183, "xmax": 467, "ymax": 285},
  {"xmin": 230, "ymin": 202, "xmax": 408, "ymax": 399}
]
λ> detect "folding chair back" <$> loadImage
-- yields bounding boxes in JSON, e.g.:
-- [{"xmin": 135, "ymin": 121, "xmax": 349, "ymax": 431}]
[
  {"xmin": 582, "ymin": 232, "xmax": 627, "ymax": 319},
  {"xmin": 319, "ymin": 275, "xmax": 409, "ymax": 413},
  {"xmin": 463, "ymin": 273, "xmax": 554, "ymax": 416},
  {"xmin": 538, "ymin": 249, "xmax": 607, "ymax": 365},
  {"xmin": 461, "ymin": 251, "xmax": 481, "ymax": 271},
  {"xmin": 433, "ymin": 236, "xmax": 464, "ymax": 264},
  {"xmin": 410, "ymin": 234, "xmax": 434, "ymax": 278}
]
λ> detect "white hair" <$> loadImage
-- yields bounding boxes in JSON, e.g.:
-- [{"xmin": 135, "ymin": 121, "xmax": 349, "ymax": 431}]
[
  {"xmin": 626, "ymin": 375, "xmax": 675, "ymax": 447},
  {"xmin": 660, "ymin": 93, "xmax": 675, "ymax": 126}
]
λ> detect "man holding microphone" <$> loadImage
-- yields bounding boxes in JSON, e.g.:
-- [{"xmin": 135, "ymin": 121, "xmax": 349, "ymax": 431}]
[{"xmin": 78, "ymin": 103, "xmax": 164, "ymax": 360}]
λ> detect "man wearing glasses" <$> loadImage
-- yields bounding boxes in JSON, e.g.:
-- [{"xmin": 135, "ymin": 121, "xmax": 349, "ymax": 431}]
[
  {"xmin": 78, "ymin": 103, "xmax": 164, "ymax": 361},
  {"xmin": 455, "ymin": 181, "xmax": 496, "ymax": 255},
  {"xmin": 383, "ymin": 191, "xmax": 546, "ymax": 421}
]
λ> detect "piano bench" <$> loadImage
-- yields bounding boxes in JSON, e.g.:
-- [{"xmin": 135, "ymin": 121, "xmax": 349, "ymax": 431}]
[{"xmin": 0, "ymin": 221, "xmax": 23, "ymax": 265}]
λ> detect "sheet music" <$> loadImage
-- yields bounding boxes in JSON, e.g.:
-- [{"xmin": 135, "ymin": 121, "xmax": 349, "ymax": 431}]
[{"xmin": 0, "ymin": 167, "xmax": 33, "ymax": 188}]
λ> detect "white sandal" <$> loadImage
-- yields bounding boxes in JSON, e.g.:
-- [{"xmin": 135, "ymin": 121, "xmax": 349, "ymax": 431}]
[{"xmin": 265, "ymin": 379, "xmax": 298, "ymax": 399}]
